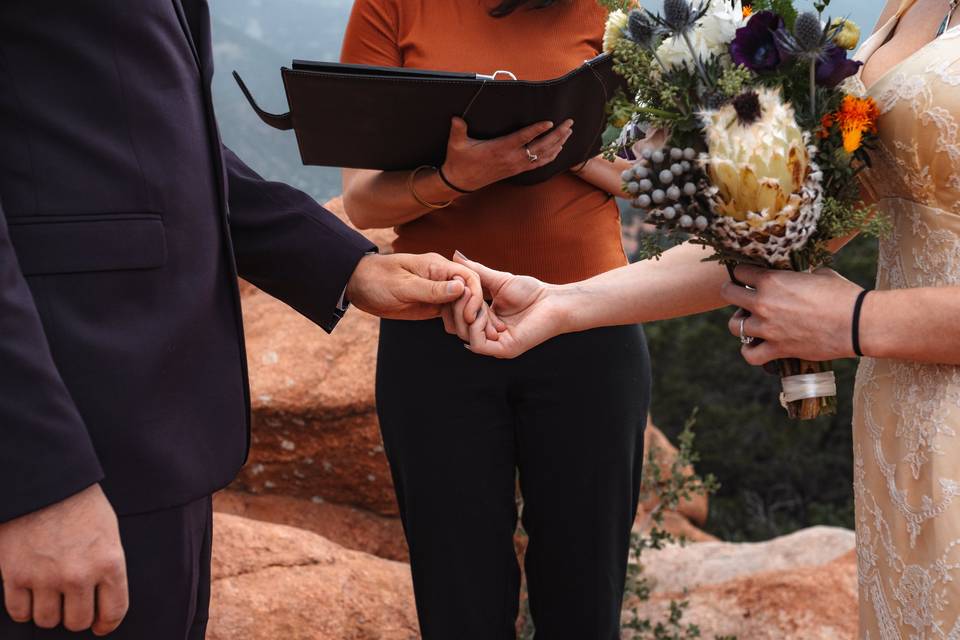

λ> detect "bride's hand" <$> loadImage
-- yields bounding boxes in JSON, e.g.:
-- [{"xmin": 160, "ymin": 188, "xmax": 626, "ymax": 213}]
[
  {"xmin": 720, "ymin": 265, "xmax": 864, "ymax": 365},
  {"xmin": 447, "ymin": 252, "xmax": 574, "ymax": 358}
]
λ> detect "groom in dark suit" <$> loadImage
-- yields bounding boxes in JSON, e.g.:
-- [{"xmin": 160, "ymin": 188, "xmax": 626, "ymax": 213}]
[{"xmin": 0, "ymin": 1, "xmax": 485, "ymax": 638}]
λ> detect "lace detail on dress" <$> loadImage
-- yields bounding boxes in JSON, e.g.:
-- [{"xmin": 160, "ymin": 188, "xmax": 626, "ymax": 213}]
[
  {"xmin": 855, "ymin": 438, "xmax": 960, "ymax": 638},
  {"xmin": 859, "ymin": 51, "xmax": 960, "ymax": 216},
  {"xmin": 853, "ymin": 31, "xmax": 960, "ymax": 640}
]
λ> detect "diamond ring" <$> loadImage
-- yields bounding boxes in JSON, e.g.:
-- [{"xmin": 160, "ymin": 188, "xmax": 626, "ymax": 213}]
[{"xmin": 525, "ymin": 147, "xmax": 539, "ymax": 163}]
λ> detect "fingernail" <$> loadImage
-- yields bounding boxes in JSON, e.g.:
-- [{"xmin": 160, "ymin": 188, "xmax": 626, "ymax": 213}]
[
  {"xmin": 464, "ymin": 344, "xmax": 473, "ymax": 351},
  {"xmin": 453, "ymin": 275, "xmax": 465, "ymax": 283},
  {"xmin": 454, "ymin": 250, "xmax": 468, "ymax": 260},
  {"xmin": 447, "ymin": 281, "xmax": 463, "ymax": 295}
]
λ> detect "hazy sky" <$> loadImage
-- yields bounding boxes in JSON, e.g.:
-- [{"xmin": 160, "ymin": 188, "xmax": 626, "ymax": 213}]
[{"xmin": 644, "ymin": 1, "xmax": 884, "ymax": 34}]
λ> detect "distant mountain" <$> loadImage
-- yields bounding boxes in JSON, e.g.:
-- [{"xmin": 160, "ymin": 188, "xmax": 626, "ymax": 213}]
[
  {"xmin": 210, "ymin": 1, "xmax": 354, "ymax": 204},
  {"xmin": 212, "ymin": 0, "xmax": 352, "ymax": 62}
]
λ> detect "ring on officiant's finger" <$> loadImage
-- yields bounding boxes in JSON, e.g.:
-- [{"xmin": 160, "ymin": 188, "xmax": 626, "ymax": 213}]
[
  {"xmin": 739, "ymin": 316, "xmax": 756, "ymax": 346},
  {"xmin": 525, "ymin": 146, "xmax": 539, "ymax": 163}
]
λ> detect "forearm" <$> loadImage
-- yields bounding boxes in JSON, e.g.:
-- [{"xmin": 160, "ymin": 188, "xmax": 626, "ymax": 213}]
[
  {"xmin": 342, "ymin": 167, "xmax": 460, "ymax": 230},
  {"xmin": 557, "ymin": 241, "xmax": 731, "ymax": 332},
  {"xmin": 573, "ymin": 155, "xmax": 634, "ymax": 197},
  {"xmin": 861, "ymin": 286, "xmax": 960, "ymax": 364},
  {"xmin": 224, "ymin": 148, "xmax": 375, "ymax": 332}
]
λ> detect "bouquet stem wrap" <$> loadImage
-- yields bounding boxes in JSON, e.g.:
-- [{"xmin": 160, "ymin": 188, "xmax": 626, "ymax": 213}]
[{"xmin": 778, "ymin": 358, "xmax": 838, "ymax": 420}]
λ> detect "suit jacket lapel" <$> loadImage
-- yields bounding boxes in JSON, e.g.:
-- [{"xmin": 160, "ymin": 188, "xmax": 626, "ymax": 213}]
[{"xmin": 171, "ymin": 0, "xmax": 203, "ymax": 74}]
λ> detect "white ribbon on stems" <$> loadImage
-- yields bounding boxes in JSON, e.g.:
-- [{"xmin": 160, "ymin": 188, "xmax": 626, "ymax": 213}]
[{"xmin": 780, "ymin": 371, "xmax": 838, "ymax": 405}]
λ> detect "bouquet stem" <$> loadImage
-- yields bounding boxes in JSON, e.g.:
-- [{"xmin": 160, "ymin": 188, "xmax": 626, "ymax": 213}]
[{"xmin": 778, "ymin": 358, "xmax": 838, "ymax": 420}]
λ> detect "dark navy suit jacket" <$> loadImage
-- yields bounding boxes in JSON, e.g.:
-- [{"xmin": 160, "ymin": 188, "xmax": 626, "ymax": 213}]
[{"xmin": 0, "ymin": 0, "xmax": 376, "ymax": 522}]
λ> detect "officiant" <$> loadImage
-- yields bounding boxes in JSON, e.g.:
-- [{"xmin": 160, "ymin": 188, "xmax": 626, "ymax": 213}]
[{"xmin": 341, "ymin": 1, "xmax": 650, "ymax": 638}]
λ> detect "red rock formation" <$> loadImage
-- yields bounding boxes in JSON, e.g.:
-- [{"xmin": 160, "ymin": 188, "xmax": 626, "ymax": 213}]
[
  {"xmin": 629, "ymin": 551, "xmax": 858, "ymax": 639},
  {"xmin": 233, "ymin": 288, "xmax": 396, "ymax": 513},
  {"xmin": 208, "ymin": 514, "xmax": 418, "ymax": 640},
  {"xmin": 213, "ymin": 490, "xmax": 408, "ymax": 562},
  {"xmin": 629, "ymin": 528, "xmax": 858, "ymax": 639},
  {"xmin": 207, "ymin": 513, "xmax": 858, "ymax": 640}
]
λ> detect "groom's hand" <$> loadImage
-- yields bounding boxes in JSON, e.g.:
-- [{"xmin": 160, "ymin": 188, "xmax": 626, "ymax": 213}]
[
  {"xmin": 345, "ymin": 253, "xmax": 485, "ymax": 321},
  {"xmin": 0, "ymin": 484, "xmax": 128, "ymax": 635}
]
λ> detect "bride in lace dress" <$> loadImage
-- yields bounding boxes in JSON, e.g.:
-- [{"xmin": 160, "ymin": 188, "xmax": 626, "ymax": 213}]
[{"xmin": 846, "ymin": 0, "xmax": 960, "ymax": 636}]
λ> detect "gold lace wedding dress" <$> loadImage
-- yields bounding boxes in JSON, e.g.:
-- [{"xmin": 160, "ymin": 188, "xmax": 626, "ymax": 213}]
[{"xmin": 850, "ymin": 2, "xmax": 960, "ymax": 637}]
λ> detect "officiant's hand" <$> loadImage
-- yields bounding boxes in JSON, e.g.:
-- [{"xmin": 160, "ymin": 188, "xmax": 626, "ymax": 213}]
[
  {"xmin": 347, "ymin": 252, "xmax": 492, "ymax": 324},
  {"xmin": 446, "ymin": 252, "xmax": 573, "ymax": 358},
  {"xmin": 721, "ymin": 265, "xmax": 864, "ymax": 365},
  {"xmin": 0, "ymin": 484, "xmax": 128, "ymax": 635},
  {"xmin": 440, "ymin": 117, "xmax": 574, "ymax": 192}
]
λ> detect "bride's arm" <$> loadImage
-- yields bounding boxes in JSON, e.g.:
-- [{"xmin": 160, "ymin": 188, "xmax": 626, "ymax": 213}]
[
  {"xmin": 451, "ymin": 242, "xmax": 730, "ymax": 358},
  {"xmin": 573, "ymin": 129, "xmax": 672, "ymax": 196},
  {"xmin": 571, "ymin": 155, "xmax": 636, "ymax": 197},
  {"xmin": 561, "ymin": 241, "xmax": 730, "ymax": 328}
]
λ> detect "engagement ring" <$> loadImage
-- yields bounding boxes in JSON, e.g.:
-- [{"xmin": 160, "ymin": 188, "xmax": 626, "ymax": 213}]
[
  {"xmin": 739, "ymin": 316, "xmax": 755, "ymax": 346},
  {"xmin": 525, "ymin": 147, "xmax": 539, "ymax": 163}
]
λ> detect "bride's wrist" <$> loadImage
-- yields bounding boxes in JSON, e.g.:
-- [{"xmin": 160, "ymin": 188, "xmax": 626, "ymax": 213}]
[{"xmin": 545, "ymin": 284, "xmax": 590, "ymax": 336}]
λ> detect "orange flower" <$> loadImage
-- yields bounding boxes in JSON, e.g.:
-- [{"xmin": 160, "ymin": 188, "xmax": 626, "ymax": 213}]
[
  {"xmin": 742, "ymin": 5, "xmax": 753, "ymax": 18},
  {"xmin": 834, "ymin": 96, "xmax": 880, "ymax": 153},
  {"xmin": 819, "ymin": 112, "xmax": 835, "ymax": 139}
]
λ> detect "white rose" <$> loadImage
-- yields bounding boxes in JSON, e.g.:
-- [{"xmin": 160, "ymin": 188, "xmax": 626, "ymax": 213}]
[
  {"xmin": 700, "ymin": 0, "xmax": 745, "ymax": 52},
  {"xmin": 656, "ymin": 0, "xmax": 746, "ymax": 72},
  {"xmin": 656, "ymin": 31, "xmax": 710, "ymax": 71}
]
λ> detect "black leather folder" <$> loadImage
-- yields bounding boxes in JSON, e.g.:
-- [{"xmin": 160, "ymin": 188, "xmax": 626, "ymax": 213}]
[{"xmin": 233, "ymin": 53, "xmax": 621, "ymax": 186}]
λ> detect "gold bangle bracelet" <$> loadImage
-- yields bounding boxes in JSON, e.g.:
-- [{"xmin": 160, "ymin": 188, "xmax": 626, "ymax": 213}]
[{"xmin": 409, "ymin": 165, "xmax": 453, "ymax": 209}]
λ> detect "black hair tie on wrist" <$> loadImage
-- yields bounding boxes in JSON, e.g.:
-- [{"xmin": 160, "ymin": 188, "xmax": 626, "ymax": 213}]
[
  {"xmin": 852, "ymin": 289, "xmax": 871, "ymax": 358},
  {"xmin": 438, "ymin": 165, "xmax": 475, "ymax": 195}
]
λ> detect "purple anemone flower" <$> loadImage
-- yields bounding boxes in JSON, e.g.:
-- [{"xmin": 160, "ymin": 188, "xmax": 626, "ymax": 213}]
[
  {"xmin": 730, "ymin": 11, "xmax": 785, "ymax": 73},
  {"xmin": 816, "ymin": 45, "xmax": 863, "ymax": 88}
]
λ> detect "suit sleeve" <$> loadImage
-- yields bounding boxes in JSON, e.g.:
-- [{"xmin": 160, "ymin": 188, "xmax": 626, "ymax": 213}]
[
  {"xmin": 223, "ymin": 148, "xmax": 376, "ymax": 333},
  {"xmin": 0, "ymin": 198, "xmax": 103, "ymax": 523}
]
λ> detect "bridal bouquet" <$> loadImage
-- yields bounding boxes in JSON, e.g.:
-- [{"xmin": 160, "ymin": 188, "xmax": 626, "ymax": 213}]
[{"xmin": 600, "ymin": 0, "xmax": 887, "ymax": 419}]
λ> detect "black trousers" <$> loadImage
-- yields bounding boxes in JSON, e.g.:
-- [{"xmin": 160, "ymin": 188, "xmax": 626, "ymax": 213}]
[
  {"xmin": 0, "ymin": 495, "xmax": 212, "ymax": 640},
  {"xmin": 376, "ymin": 319, "xmax": 651, "ymax": 640}
]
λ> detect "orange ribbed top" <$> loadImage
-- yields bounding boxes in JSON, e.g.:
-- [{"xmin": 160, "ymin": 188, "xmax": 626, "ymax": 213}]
[{"xmin": 340, "ymin": 0, "xmax": 627, "ymax": 284}]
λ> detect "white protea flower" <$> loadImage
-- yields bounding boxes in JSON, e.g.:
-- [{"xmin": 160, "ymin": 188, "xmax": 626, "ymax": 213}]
[
  {"xmin": 701, "ymin": 88, "xmax": 823, "ymax": 267},
  {"xmin": 656, "ymin": 0, "xmax": 746, "ymax": 72},
  {"xmin": 603, "ymin": 9, "xmax": 631, "ymax": 53}
]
